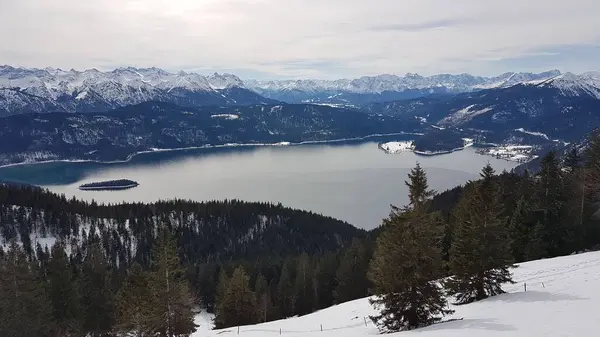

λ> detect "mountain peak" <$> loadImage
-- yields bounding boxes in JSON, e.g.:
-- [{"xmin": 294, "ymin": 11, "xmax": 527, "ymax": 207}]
[{"xmin": 207, "ymin": 72, "xmax": 245, "ymax": 89}]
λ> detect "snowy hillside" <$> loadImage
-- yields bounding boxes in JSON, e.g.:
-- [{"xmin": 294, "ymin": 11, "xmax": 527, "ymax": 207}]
[
  {"xmin": 530, "ymin": 72, "xmax": 600, "ymax": 99},
  {"xmin": 196, "ymin": 251, "xmax": 600, "ymax": 337}
]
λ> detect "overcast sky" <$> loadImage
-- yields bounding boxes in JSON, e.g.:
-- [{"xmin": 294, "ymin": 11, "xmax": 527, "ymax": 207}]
[{"xmin": 0, "ymin": 0, "xmax": 599, "ymax": 79}]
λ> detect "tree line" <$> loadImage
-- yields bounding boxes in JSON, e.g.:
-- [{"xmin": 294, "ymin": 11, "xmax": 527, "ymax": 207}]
[{"xmin": 367, "ymin": 135, "xmax": 600, "ymax": 332}]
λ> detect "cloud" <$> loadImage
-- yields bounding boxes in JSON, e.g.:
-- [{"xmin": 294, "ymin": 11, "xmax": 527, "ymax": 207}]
[
  {"xmin": 0, "ymin": 0, "xmax": 599, "ymax": 79},
  {"xmin": 368, "ymin": 18, "xmax": 470, "ymax": 32}
]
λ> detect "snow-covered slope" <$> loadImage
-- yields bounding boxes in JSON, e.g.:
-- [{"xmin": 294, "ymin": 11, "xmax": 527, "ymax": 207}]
[
  {"xmin": 530, "ymin": 72, "xmax": 600, "ymax": 99},
  {"xmin": 195, "ymin": 251, "xmax": 600, "ymax": 337}
]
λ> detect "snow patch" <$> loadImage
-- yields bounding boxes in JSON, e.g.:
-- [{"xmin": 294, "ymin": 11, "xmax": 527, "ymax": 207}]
[
  {"xmin": 378, "ymin": 141, "xmax": 415, "ymax": 154},
  {"xmin": 210, "ymin": 114, "xmax": 240, "ymax": 120},
  {"xmin": 515, "ymin": 128, "xmax": 549, "ymax": 140},
  {"xmin": 440, "ymin": 105, "xmax": 494, "ymax": 125},
  {"xmin": 75, "ymin": 91, "xmax": 88, "ymax": 100},
  {"xmin": 477, "ymin": 145, "xmax": 536, "ymax": 162}
]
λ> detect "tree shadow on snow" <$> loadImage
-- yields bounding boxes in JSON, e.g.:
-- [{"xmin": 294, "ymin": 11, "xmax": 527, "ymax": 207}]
[
  {"xmin": 420, "ymin": 318, "xmax": 517, "ymax": 332},
  {"xmin": 484, "ymin": 291, "xmax": 586, "ymax": 303}
]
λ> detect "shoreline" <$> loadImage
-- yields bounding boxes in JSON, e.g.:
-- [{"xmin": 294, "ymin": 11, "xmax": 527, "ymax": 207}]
[
  {"xmin": 79, "ymin": 184, "xmax": 139, "ymax": 191},
  {"xmin": 0, "ymin": 132, "xmax": 422, "ymax": 169},
  {"xmin": 378, "ymin": 138, "xmax": 475, "ymax": 157}
]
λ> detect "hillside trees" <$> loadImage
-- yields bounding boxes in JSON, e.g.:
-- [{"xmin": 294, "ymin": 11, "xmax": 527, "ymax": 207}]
[
  {"xmin": 46, "ymin": 242, "xmax": 81, "ymax": 336},
  {"xmin": 445, "ymin": 164, "xmax": 514, "ymax": 304},
  {"xmin": 0, "ymin": 241, "xmax": 51, "ymax": 337},
  {"xmin": 334, "ymin": 238, "xmax": 371, "ymax": 304},
  {"xmin": 215, "ymin": 266, "xmax": 257, "ymax": 328},
  {"xmin": 146, "ymin": 230, "xmax": 197, "ymax": 336},
  {"xmin": 369, "ymin": 164, "xmax": 453, "ymax": 332}
]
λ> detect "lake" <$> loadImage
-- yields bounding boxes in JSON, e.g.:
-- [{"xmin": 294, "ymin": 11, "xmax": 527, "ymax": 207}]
[{"xmin": 0, "ymin": 138, "xmax": 518, "ymax": 230}]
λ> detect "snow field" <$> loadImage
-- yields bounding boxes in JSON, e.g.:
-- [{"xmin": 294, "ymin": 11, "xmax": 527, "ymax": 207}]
[{"xmin": 194, "ymin": 251, "xmax": 600, "ymax": 337}]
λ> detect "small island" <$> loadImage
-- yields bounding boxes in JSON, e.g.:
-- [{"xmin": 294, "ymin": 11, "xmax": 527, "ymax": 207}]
[{"xmin": 79, "ymin": 179, "xmax": 139, "ymax": 191}]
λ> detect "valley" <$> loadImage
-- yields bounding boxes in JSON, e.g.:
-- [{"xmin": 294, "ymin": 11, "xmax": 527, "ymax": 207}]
[
  {"xmin": 2, "ymin": 67, "xmax": 599, "ymax": 169},
  {"xmin": 0, "ymin": 139, "xmax": 517, "ymax": 230},
  {"xmin": 2, "ymin": 1, "xmax": 599, "ymax": 336}
]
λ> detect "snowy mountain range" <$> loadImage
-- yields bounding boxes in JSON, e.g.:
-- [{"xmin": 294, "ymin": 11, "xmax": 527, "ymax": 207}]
[
  {"xmin": 0, "ymin": 65, "xmax": 276, "ymax": 116},
  {"xmin": 3, "ymin": 66, "xmax": 599, "ymax": 117},
  {"xmin": 1, "ymin": 65, "xmax": 600, "ymax": 163},
  {"xmin": 246, "ymin": 70, "xmax": 568, "ymax": 105}
]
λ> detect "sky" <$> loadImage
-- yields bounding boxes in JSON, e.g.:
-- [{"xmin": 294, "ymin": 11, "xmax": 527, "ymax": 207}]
[{"xmin": 0, "ymin": 0, "xmax": 599, "ymax": 80}]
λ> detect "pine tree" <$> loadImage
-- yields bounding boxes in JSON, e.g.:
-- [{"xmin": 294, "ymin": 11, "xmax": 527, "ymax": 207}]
[
  {"xmin": 525, "ymin": 221, "xmax": 548, "ymax": 260},
  {"xmin": 404, "ymin": 163, "xmax": 435, "ymax": 212},
  {"xmin": 584, "ymin": 133, "xmax": 600, "ymax": 202},
  {"xmin": 147, "ymin": 230, "xmax": 197, "ymax": 337},
  {"xmin": 294, "ymin": 253, "xmax": 315, "ymax": 315},
  {"xmin": 214, "ymin": 267, "xmax": 230, "ymax": 327},
  {"xmin": 115, "ymin": 262, "xmax": 152, "ymax": 337},
  {"xmin": 368, "ymin": 165, "xmax": 452, "ymax": 332},
  {"xmin": 0, "ymin": 241, "xmax": 51, "ymax": 337},
  {"xmin": 47, "ymin": 242, "xmax": 81, "ymax": 337},
  {"xmin": 537, "ymin": 151, "xmax": 569, "ymax": 256},
  {"xmin": 313, "ymin": 253, "xmax": 339, "ymax": 310},
  {"xmin": 445, "ymin": 164, "xmax": 514, "ymax": 304},
  {"xmin": 80, "ymin": 242, "xmax": 116, "ymax": 337},
  {"xmin": 254, "ymin": 273, "xmax": 272, "ymax": 322},
  {"xmin": 215, "ymin": 266, "xmax": 257, "ymax": 328},
  {"xmin": 277, "ymin": 261, "xmax": 295, "ymax": 318},
  {"xmin": 334, "ymin": 239, "xmax": 370, "ymax": 303},
  {"xmin": 508, "ymin": 197, "xmax": 533, "ymax": 262}
]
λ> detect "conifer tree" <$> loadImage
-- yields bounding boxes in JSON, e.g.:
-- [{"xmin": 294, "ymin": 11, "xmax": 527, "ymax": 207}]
[
  {"xmin": 277, "ymin": 261, "xmax": 295, "ymax": 318},
  {"xmin": 80, "ymin": 242, "xmax": 116, "ymax": 337},
  {"xmin": 368, "ymin": 164, "xmax": 452, "ymax": 332},
  {"xmin": 254, "ymin": 273, "xmax": 272, "ymax": 323},
  {"xmin": 215, "ymin": 266, "xmax": 257, "ymax": 328},
  {"xmin": 0, "ymin": 241, "xmax": 51, "ymax": 337},
  {"xmin": 508, "ymin": 197, "xmax": 533, "ymax": 262},
  {"xmin": 214, "ymin": 267, "xmax": 230, "ymax": 324},
  {"xmin": 147, "ymin": 230, "xmax": 197, "ymax": 337},
  {"xmin": 47, "ymin": 242, "xmax": 81, "ymax": 337},
  {"xmin": 334, "ymin": 238, "xmax": 370, "ymax": 303},
  {"xmin": 445, "ymin": 164, "xmax": 514, "ymax": 304},
  {"xmin": 313, "ymin": 253, "xmax": 339, "ymax": 310},
  {"xmin": 525, "ymin": 221, "xmax": 548, "ymax": 260},
  {"xmin": 294, "ymin": 253, "xmax": 315, "ymax": 315},
  {"xmin": 537, "ymin": 151, "xmax": 568, "ymax": 256},
  {"xmin": 115, "ymin": 262, "xmax": 152, "ymax": 337}
]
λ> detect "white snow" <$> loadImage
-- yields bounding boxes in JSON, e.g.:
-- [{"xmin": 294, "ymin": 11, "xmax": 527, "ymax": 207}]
[
  {"xmin": 462, "ymin": 138, "xmax": 474, "ymax": 147},
  {"xmin": 528, "ymin": 72, "xmax": 600, "ymax": 99},
  {"xmin": 440, "ymin": 105, "xmax": 494, "ymax": 125},
  {"xmin": 478, "ymin": 145, "xmax": 536, "ymax": 162},
  {"xmin": 378, "ymin": 141, "xmax": 415, "ymax": 153},
  {"xmin": 514, "ymin": 128, "xmax": 550, "ymax": 140},
  {"xmin": 75, "ymin": 90, "xmax": 88, "ymax": 100},
  {"xmin": 246, "ymin": 71, "xmax": 562, "ymax": 94},
  {"xmin": 210, "ymin": 114, "xmax": 240, "ymax": 120},
  {"xmin": 195, "ymin": 251, "xmax": 600, "ymax": 337}
]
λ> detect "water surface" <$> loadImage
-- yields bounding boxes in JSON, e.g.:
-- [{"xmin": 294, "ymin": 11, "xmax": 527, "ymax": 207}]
[{"xmin": 0, "ymin": 139, "xmax": 518, "ymax": 229}]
